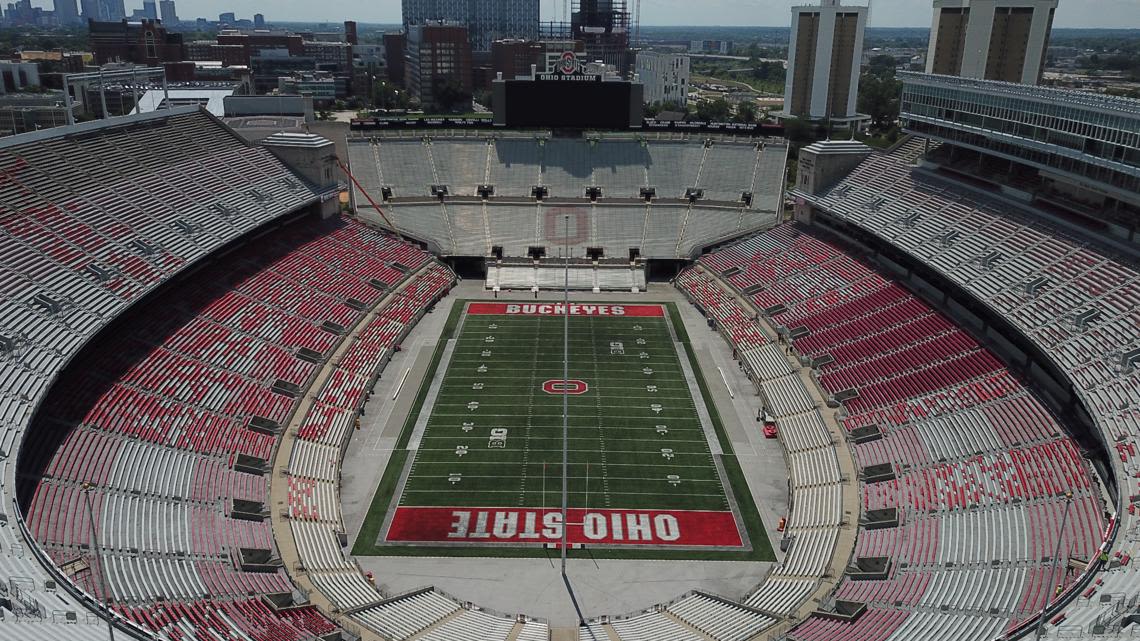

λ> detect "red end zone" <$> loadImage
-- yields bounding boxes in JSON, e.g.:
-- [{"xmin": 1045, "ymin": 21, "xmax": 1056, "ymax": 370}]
[
  {"xmin": 386, "ymin": 507, "xmax": 743, "ymax": 548},
  {"xmin": 468, "ymin": 303, "xmax": 663, "ymax": 317}
]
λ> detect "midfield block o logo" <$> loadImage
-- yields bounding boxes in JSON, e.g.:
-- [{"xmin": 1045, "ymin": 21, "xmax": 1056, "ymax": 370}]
[{"xmin": 542, "ymin": 380, "xmax": 589, "ymax": 395}]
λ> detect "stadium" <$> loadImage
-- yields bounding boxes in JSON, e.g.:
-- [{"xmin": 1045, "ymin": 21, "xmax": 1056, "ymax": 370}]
[{"xmin": 0, "ymin": 52, "xmax": 1138, "ymax": 641}]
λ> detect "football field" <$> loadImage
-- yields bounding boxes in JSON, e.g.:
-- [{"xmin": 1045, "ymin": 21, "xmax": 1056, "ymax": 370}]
[{"xmin": 375, "ymin": 302, "xmax": 755, "ymax": 551}]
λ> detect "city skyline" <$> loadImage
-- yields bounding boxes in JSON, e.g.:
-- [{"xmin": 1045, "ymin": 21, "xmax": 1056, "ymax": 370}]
[{"xmin": 8, "ymin": 0, "xmax": 1140, "ymax": 28}]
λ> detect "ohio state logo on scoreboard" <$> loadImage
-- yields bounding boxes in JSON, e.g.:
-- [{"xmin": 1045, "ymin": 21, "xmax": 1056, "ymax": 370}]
[
  {"xmin": 558, "ymin": 51, "xmax": 579, "ymax": 75},
  {"xmin": 542, "ymin": 379, "xmax": 589, "ymax": 395}
]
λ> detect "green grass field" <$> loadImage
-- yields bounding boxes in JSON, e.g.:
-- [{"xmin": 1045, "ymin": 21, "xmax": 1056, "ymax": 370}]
[
  {"xmin": 401, "ymin": 309, "xmax": 728, "ymax": 512},
  {"xmin": 353, "ymin": 301, "xmax": 774, "ymax": 560}
]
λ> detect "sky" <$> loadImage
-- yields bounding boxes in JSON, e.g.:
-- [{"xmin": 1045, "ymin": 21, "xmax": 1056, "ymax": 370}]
[{"xmin": 32, "ymin": 0, "xmax": 1140, "ymax": 29}]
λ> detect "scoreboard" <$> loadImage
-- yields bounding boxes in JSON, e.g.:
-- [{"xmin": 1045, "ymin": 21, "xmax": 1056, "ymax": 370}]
[
  {"xmin": 493, "ymin": 78, "xmax": 643, "ymax": 129},
  {"xmin": 492, "ymin": 51, "xmax": 644, "ymax": 129}
]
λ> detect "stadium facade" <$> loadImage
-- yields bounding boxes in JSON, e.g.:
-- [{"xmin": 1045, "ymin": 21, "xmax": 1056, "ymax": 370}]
[{"xmin": 899, "ymin": 72, "xmax": 1140, "ymax": 240}]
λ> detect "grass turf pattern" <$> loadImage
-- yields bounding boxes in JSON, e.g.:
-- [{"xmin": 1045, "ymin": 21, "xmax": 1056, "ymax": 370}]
[
  {"xmin": 398, "ymin": 309, "xmax": 730, "ymax": 514},
  {"xmin": 353, "ymin": 301, "xmax": 774, "ymax": 560}
]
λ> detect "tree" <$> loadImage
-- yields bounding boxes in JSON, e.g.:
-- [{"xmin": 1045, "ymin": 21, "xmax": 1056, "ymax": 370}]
[
  {"xmin": 736, "ymin": 101, "xmax": 758, "ymax": 123},
  {"xmin": 782, "ymin": 118, "xmax": 817, "ymax": 146},
  {"xmin": 473, "ymin": 89, "xmax": 493, "ymax": 111},
  {"xmin": 372, "ymin": 80, "xmax": 409, "ymax": 110},
  {"xmin": 646, "ymin": 100, "xmax": 685, "ymax": 119},
  {"xmin": 694, "ymin": 98, "xmax": 732, "ymax": 122},
  {"xmin": 749, "ymin": 61, "xmax": 786, "ymax": 84},
  {"xmin": 430, "ymin": 75, "xmax": 472, "ymax": 113},
  {"xmin": 857, "ymin": 72, "xmax": 903, "ymax": 131},
  {"xmin": 866, "ymin": 54, "xmax": 899, "ymax": 79}
]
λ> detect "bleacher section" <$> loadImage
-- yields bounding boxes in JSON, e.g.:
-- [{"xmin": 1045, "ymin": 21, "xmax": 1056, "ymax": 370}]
[
  {"xmin": 371, "ymin": 201, "xmax": 771, "ymax": 260},
  {"xmin": 0, "ymin": 108, "xmax": 322, "ymax": 637},
  {"xmin": 347, "ymin": 134, "xmax": 786, "ymax": 259},
  {"xmin": 581, "ymin": 592, "xmax": 779, "ymax": 641},
  {"xmin": 587, "ymin": 262, "xmax": 853, "ymax": 640},
  {"xmin": 19, "ymin": 213, "xmax": 453, "ymax": 639},
  {"xmin": 277, "ymin": 256, "xmax": 524, "ymax": 640},
  {"xmin": 343, "ymin": 588, "xmax": 547, "ymax": 641},
  {"xmin": 116, "ymin": 599, "xmax": 338, "ymax": 641},
  {"xmin": 796, "ymin": 142, "xmax": 1140, "ymax": 637},
  {"xmin": 678, "ymin": 224, "xmax": 1105, "ymax": 641},
  {"xmin": 488, "ymin": 260, "xmax": 645, "ymax": 292}
]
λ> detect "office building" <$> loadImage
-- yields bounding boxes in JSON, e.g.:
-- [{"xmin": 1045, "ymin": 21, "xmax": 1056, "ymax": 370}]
[
  {"xmin": 489, "ymin": 39, "xmax": 543, "ymax": 84},
  {"xmin": 278, "ymin": 71, "xmax": 342, "ymax": 102},
  {"xmin": 690, "ymin": 40, "xmax": 734, "ymax": 54},
  {"xmin": 2, "ymin": 0, "xmax": 43, "ymax": 25},
  {"xmin": 926, "ymin": 0, "xmax": 1058, "ymax": 85},
  {"xmin": 402, "ymin": 0, "xmax": 539, "ymax": 52},
  {"xmin": 303, "ymin": 40, "xmax": 353, "ymax": 69},
  {"xmin": 54, "ymin": 0, "xmax": 81, "ymax": 25},
  {"xmin": 158, "ymin": 0, "xmax": 176, "ymax": 24},
  {"xmin": 80, "ymin": 0, "xmax": 125, "ymax": 21},
  {"xmin": 480, "ymin": 39, "xmax": 583, "ymax": 89},
  {"xmin": 384, "ymin": 32, "xmax": 407, "ymax": 86},
  {"xmin": 571, "ymin": 0, "xmax": 633, "ymax": 73},
  {"xmin": 103, "ymin": 0, "xmax": 124, "ymax": 19},
  {"xmin": 635, "ymin": 51, "xmax": 690, "ymax": 108},
  {"xmin": 89, "ymin": 18, "xmax": 185, "ymax": 65},
  {"xmin": 781, "ymin": 0, "xmax": 868, "ymax": 125},
  {"xmin": 406, "ymin": 24, "xmax": 473, "ymax": 107}
]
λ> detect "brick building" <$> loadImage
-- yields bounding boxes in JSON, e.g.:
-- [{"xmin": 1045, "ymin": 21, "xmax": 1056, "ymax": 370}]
[{"xmin": 89, "ymin": 19, "xmax": 185, "ymax": 66}]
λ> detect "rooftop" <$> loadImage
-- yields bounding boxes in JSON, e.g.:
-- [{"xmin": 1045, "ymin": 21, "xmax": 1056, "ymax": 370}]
[
  {"xmin": 801, "ymin": 139, "xmax": 873, "ymax": 156},
  {"xmin": 262, "ymin": 131, "xmax": 332, "ymax": 149}
]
